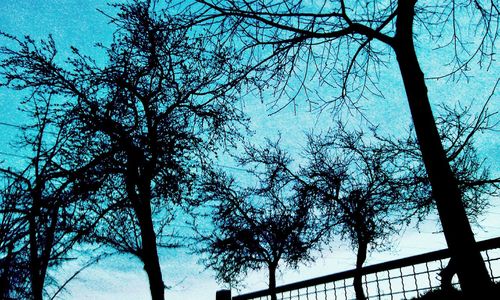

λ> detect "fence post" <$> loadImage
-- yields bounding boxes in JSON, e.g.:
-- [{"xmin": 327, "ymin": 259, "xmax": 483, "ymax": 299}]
[{"xmin": 216, "ymin": 289, "xmax": 231, "ymax": 300}]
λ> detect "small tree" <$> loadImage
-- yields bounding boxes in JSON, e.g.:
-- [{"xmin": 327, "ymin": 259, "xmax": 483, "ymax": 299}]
[
  {"xmin": 302, "ymin": 125, "xmax": 405, "ymax": 300},
  {"xmin": 198, "ymin": 141, "xmax": 332, "ymax": 300},
  {"xmin": 301, "ymin": 99, "xmax": 498, "ymax": 298},
  {"xmin": 380, "ymin": 98, "xmax": 500, "ymax": 223}
]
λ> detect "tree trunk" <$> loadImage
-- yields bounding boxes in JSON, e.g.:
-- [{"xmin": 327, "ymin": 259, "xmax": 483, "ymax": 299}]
[
  {"xmin": 38, "ymin": 206, "xmax": 59, "ymax": 299},
  {"xmin": 29, "ymin": 212, "xmax": 43, "ymax": 300},
  {"xmin": 269, "ymin": 264, "xmax": 277, "ymax": 300},
  {"xmin": 139, "ymin": 206, "xmax": 165, "ymax": 300},
  {"xmin": 126, "ymin": 158, "xmax": 165, "ymax": 300},
  {"xmin": 392, "ymin": 0, "xmax": 492, "ymax": 297},
  {"xmin": 134, "ymin": 182, "xmax": 164, "ymax": 300},
  {"xmin": 440, "ymin": 257, "xmax": 456, "ymax": 291},
  {"xmin": 353, "ymin": 242, "xmax": 367, "ymax": 300}
]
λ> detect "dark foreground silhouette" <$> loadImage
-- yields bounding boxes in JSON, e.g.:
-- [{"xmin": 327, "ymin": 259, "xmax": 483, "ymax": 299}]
[{"xmin": 411, "ymin": 282, "xmax": 500, "ymax": 299}]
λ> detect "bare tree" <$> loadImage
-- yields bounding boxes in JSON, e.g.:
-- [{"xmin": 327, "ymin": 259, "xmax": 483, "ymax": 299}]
[
  {"xmin": 382, "ymin": 98, "xmax": 500, "ymax": 291},
  {"xmin": 301, "ymin": 97, "xmax": 498, "ymax": 299},
  {"xmin": 190, "ymin": 1, "xmax": 499, "ymax": 295},
  {"xmin": 0, "ymin": 93, "xmax": 103, "ymax": 300},
  {"xmin": 0, "ymin": 1, "xmax": 248, "ymax": 299},
  {"xmin": 380, "ymin": 97, "xmax": 500, "ymax": 222},
  {"xmin": 197, "ymin": 140, "xmax": 332, "ymax": 300},
  {"xmin": 301, "ymin": 125, "xmax": 407, "ymax": 300}
]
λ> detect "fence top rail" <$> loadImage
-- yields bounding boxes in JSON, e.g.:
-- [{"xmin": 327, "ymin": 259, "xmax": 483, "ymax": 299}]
[{"xmin": 233, "ymin": 236, "xmax": 500, "ymax": 300}]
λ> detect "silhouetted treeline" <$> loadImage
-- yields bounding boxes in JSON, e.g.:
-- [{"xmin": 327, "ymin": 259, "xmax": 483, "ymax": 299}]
[
  {"xmin": 0, "ymin": 1, "xmax": 499, "ymax": 300},
  {"xmin": 196, "ymin": 110, "xmax": 498, "ymax": 300}
]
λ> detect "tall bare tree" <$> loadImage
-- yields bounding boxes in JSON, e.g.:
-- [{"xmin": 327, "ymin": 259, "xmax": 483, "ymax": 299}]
[
  {"xmin": 191, "ymin": 1, "xmax": 499, "ymax": 296},
  {"xmin": 0, "ymin": 1, "xmax": 248, "ymax": 299}
]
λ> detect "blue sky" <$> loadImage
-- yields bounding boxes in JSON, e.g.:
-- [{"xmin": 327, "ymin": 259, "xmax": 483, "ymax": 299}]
[{"xmin": 0, "ymin": 1, "xmax": 498, "ymax": 299}]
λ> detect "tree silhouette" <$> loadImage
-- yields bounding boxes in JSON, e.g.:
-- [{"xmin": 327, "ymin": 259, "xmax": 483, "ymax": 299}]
[
  {"xmin": 301, "ymin": 100, "xmax": 498, "ymax": 299},
  {"xmin": 0, "ymin": 1, "xmax": 248, "ymax": 299},
  {"xmin": 382, "ymin": 99, "xmax": 500, "ymax": 290},
  {"xmin": 197, "ymin": 140, "xmax": 332, "ymax": 300},
  {"xmin": 192, "ymin": 1, "xmax": 498, "ymax": 295},
  {"xmin": 0, "ymin": 93, "xmax": 102, "ymax": 300},
  {"xmin": 302, "ymin": 125, "xmax": 406, "ymax": 300},
  {"xmin": 381, "ymin": 98, "xmax": 500, "ymax": 222}
]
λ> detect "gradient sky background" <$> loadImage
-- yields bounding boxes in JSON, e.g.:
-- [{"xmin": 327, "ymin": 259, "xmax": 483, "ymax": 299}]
[{"xmin": 0, "ymin": 1, "xmax": 498, "ymax": 299}]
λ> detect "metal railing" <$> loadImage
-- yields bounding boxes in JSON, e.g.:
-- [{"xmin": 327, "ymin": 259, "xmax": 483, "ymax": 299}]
[{"xmin": 218, "ymin": 237, "xmax": 500, "ymax": 300}]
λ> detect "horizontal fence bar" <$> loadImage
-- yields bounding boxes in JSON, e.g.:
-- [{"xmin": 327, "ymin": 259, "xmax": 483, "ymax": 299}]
[{"xmin": 233, "ymin": 236, "xmax": 500, "ymax": 300}]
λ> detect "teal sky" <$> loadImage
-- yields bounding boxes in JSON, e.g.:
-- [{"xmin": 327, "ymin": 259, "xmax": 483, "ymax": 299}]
[{"xmin": 0, "ymin": 1, "xmax": 498, "ymax": 300}]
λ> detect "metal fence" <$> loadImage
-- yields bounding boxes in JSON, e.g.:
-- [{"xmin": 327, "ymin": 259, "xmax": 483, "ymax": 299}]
[{"xmin": 217, "ymin": 237, "xmax": 500, "ymax": 300}]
